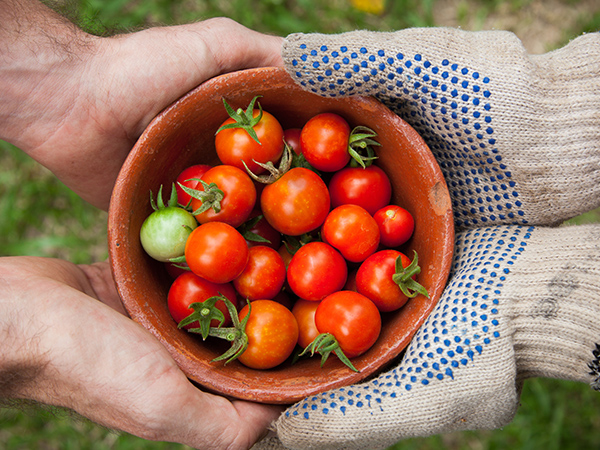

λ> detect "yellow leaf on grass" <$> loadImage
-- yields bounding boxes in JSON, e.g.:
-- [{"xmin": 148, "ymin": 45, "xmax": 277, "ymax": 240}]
[{"xmin": 351, "ymin": 0, "xmax": 385, "ymax": 15}]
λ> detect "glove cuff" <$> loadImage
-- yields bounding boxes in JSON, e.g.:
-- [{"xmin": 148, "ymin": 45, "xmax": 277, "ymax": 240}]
[{"xmin": 501, "ymin": 225, "xmax": 600, "ymax": 386}]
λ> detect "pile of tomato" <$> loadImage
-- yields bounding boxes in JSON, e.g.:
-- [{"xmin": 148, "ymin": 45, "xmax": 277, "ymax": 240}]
[{"xmin": 139, "ymin": 95, "xmax": 428, "ymax": 371}]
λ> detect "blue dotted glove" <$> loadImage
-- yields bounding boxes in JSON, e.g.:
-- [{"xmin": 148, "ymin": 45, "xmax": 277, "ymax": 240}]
[
  {"xmin": 253, "ymin": 29, "xmax": 600, "ymax": 450},
  {"xmin": 283, "ymin": 29, "xmax": 600, "ymax": 229}
]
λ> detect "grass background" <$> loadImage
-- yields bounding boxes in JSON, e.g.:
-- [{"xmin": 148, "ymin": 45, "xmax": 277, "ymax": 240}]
[{"xmin": 1, "ymin": 0, "xmax": 600, "ymax": 448}]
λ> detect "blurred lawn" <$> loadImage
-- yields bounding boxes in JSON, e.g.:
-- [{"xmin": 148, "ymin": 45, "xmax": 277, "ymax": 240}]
[{"xmin": 2, "ymin": 0, "xmax": 600, "ymax": 448}]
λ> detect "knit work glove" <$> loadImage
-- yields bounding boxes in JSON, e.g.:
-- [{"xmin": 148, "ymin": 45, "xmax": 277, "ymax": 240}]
[{"xmin": 253, "ymin": 29, "xmax": 600, "ymax": 449}]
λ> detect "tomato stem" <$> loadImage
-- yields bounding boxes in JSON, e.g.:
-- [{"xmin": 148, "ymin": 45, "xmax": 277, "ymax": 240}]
[
  {"xmin": 300, "ymin": 333, "xmax": 359, "ymax": 372},
  {"xmin": 391, "ymin": 251, "xmax": 430, "ymax": 298},
  {"xmin": 178, "ymin": 180, "xmax": 225, "ymax": 215},
  {"xmin": 243, "ymin": 142, "xmax": 293, "ymax": 184},
  {"xmin": 348, "ymin": 125, "xmax": 381, "ymax": 168},
  {"xmin": 210, "ymin": 298, "xmax": 251, "ymax": 365},
  {"xmin": 216, "ymin": 95, "xmax": 264, "ymax": 145}
]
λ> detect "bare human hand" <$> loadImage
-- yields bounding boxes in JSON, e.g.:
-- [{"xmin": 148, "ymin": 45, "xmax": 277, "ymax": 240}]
[
  {"xmin": 0, "ymin": 256, "xmax": 282, "ymax": 449},
  {"xmin": 0, "ymin": 0, "xmax": 284, "ymax": 210}
]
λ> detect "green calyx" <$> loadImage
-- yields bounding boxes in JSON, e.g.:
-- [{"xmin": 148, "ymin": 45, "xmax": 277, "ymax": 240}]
[
  {"xmin": 150, "ymin": 182, "xmax": 179, "ymax": 211},
  {"xmin": 299, "ymin": 333, "xmax": 358, "ymax": 372},
  {"xmin": 209, "ymin": 298, "xmax": 251, "ymax": 364},
  {"xmin": 216, "ymin": 95, "xmax": 264, "ymax": 145},
  {"xmin": 391, "ymin": 251, "xmax": 430, "ymax": 298},
  {"xmin": 178, "ymin": 179, "xmax": 224, "ymax": 215},
  {"xmin": 238, "ymin": 215, "xmax": 273, "ymax": 245},
  {"xmin": 243, "ymin": 140, "xmax": 293, "ymax": 184},
  {"xmin": 177, "ymin": 295, "xmax": 227, "ymax": 340},
  {"xmin": 348, "ymin": 125, "xmax": 381, "ymax": 168}
]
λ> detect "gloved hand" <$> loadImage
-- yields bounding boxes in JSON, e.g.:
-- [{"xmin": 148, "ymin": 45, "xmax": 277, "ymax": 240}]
[{"xmin": 254, "ymin": 28, "xmax": 600, "ymax": 450}]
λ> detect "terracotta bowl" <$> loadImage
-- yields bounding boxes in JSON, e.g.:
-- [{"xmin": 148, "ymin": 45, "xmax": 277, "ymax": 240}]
[{"xmin": 108, "ymin": 67, "xmax": 454, "ymax": 404}]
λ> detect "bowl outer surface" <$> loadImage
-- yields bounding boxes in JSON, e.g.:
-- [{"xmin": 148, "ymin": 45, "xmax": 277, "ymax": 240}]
[{"xmin": 108, "ymin": 67, "xmax": 454, "ymax": 404}]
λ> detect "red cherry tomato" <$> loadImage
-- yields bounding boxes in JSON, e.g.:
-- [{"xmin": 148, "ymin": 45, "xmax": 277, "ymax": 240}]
[
  {"xmin": 373, "ymin": 204, "xmax": 415, "ymax": 248},
  {"xmin": 167, "ymin": 272, "xmax": 238, "ymax": 328},
  {"xmin": 175, "ymin": 164, "xmax": 211, "ymax": 207},
  {"xmin": 185, "ymin": 222, "xmax": 249, "ymax": 284},
  {"xmin": 261, "ymin": 167, "xmax": 330, "ymax": 236},
  {"xmin": 300, "ymin": 113, "xmax": 351, "ymax": 172},
  {"xmin": 233, "ymin": 245, "xmax": 286, "ymax": 301},
  {"xmin": 237, "ymin": 300, "xmax": 299, "ymax": 370},
  {"xmin": 292, "ymin": 299, "xmax": 320, "ymax": 349},
  {"xmin": 283, "ymin": 128, "xmax": 302, "ymax": 155},
  {"xmin": 287, "ymin": 241, "xmax": 347, "ymax": 301},
  {"xmin": 321, "ymin": 204, "xmax": 380, "ymax": 263},
  {"xmin": 356, "ymin": 249, "xmax": 414, "ymax": 312},
  {"xmin": 328, "ymin": 165, "xmax": 392, "ymax": 215},
  {"xmin": 215, "ymin": 108, "xmax": 284, "ymax": 175},
  {"xmin": 190, "ymin": 165, "xmax": 256, "ymax": 228},
  {"xmin": 315, "ymin": 290, "xmax": 381, "ymax": 358}
]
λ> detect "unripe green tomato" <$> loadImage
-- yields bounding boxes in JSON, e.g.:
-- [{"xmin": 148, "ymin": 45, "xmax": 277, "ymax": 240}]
[{"xmin": 140, "ymin": 206, "xmax": 197, "ymax": 262}]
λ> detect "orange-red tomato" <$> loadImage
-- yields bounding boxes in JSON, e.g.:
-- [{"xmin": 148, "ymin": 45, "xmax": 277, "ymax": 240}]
[
  {"xmin": 322, "ymin": 204, "xmax": 380, "ymax": 263},
  {"xmin": 356, "ymin": 249, "xmax": 414, "ymax": 312},
  {"xmin": 233, "ymin": 246, "xmax": 286, "ymax": 301},
  {"xmin": 237, "ymin": 300, "xmax": 299, "ymax": 370},
  {"xmin": 300, "ymin": 113, "xmax": 351, "ymax": 172},
  {"xmin": 328, "ymin": 165, "xmax": 392, "ymax": 215},
  {"xmin": 191, "ymin": 165, "xmax": 256, "ymax": 228},
  {"xmin": 261, "ymin": 167, "xmax": 330, "ymax": 236},
  {"xmin": 185, "ymin": 222, "xmax": 249, "ymax": 284},
  {"xmin": 315, "ymin": 290, "xmax": 381, "ymax": 358},
  {"xmin": 373, "ymin": 204, "xmax": 415, "ymax": 248},
  {"xmin": 287, "ymin": 241, "xmax": 347, "ymax": 301},
  {"xmin": 215, "ymin": 109, "xmax": 284, "ymax": 175}
]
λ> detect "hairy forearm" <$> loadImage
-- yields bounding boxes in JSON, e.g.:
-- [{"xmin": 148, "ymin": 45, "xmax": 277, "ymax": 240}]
[{"xmin": 0, "ymin": 0, "xmax": 97, "ymax": 150}]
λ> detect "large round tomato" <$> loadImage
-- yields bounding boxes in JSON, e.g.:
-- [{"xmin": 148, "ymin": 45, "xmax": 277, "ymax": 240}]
[
  {"xmin": 373, "ymin": 204, "xmax": 415, "ymax": 248},
  {"xmin": 237, "ymin": 300, "xmax": 299, "ymax": 370},
  {"xmin": 190, "ymin": 165, "xmax": 256, "ymax": 228},
  {"xmin": 356, "ymin": 249, "xmax": 414, "ymax": 312},
  {"xmin": 167, "ymin": 272, "xmax": 238, "ymax": 329},
  {"xmin": 315, "ymin": 290, "xmax": 381, "ymax": 358},
  {"xmin": 233, "ymin": 245, "xmax": 286, "ymax": 301},
  {"xmin": 292, "ymin": 298, "xmax": 320, "ymax": 349},
  {"xmin": 185, "ymin": 222, "xmax": 249, "ymax": 284},
  {"xmin": 175, "ymin": 164, "xmax": 211, "ymax": 207},
  {"xmin": 300, "ymin": 113, "xmax": 351, "ymax": 172},
  {"xmin": 215, "ymin": 108, "xmax": 284, "ymax": 175},
  {"xmin": 261, "ymin": 167, "xmax": 330, "ymax": 236},
  {"xmin": 328, "ymin": 165, "xmax": 392, "ymax": 215},
  {"xmin": 321, "ymin": 204, "xmax": 380, "ymax": 263},
  {"xmin": 287, "ymin": 241, "xmax": 347, "ymax": 301}
]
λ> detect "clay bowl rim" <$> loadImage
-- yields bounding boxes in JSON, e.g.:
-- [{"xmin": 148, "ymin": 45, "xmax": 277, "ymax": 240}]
[{"xmin": 108, "ymin": 66, "xmax": 454, "ymax": 404}]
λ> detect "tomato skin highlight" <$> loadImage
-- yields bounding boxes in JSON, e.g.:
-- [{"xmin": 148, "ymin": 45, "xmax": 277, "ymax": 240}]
[
  {"xmin": 328, "ymin": 165, "xmax": 392, "ymax": 215},
  {"xmin": 184, "ymin": 222, "xmax": 249, "ymax": 284},
  {"xmin": 215, "ymin": 109, "xmax": 284, "ymax": 175},
  {"xmin": 167, "ymin": 272, "xmax": 238, "ymax": 329},
  {"xmin": 300, "ymin": 113, "xmax": 351, "ymax": 172},
  {"xmin": 287, "ymin": 241, "xmax": 348, "ymax": 301},
  {"xmin": 373, "ymin": 204, "xmax": 415, "ymax": 248},
  {"xmin": 315, "ymin": 290, "xmax": 381, "ymax": 359},
  {"xmin": 191, "ymin": 165, "xmax": 256, "ymax": 228},
  {"xmin": 237, "ymin": 300, "xmax": 299, "ymax": 370},
  {"xmin": 233, "ymin": 245, "xmax": 286, "ymax": 301},
  {"xmin": 356, "ymin": 249, "xmax": 414, "ymax": 312},
  {"xmin": 261, "ymin": 167, "xmax": 330, "ymax": 236},
  {"xmin": 322, "ymin": 204, "xmax": 380, "ymax": 263}
]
